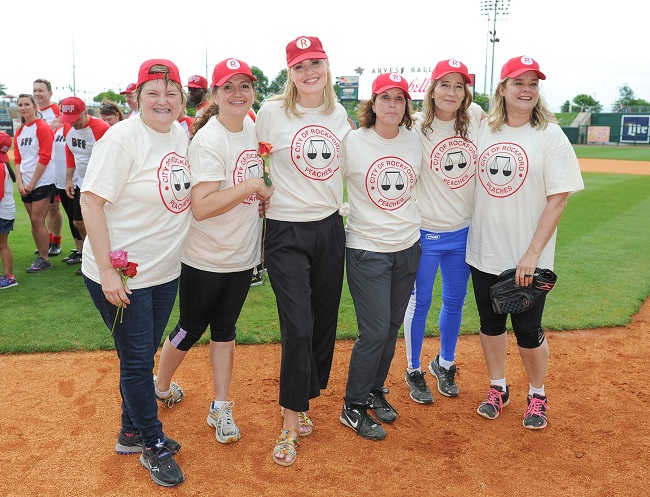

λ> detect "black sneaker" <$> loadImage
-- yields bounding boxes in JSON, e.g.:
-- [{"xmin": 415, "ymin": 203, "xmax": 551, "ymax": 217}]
[
  {"xmin": 66, "ymin": 251, "xmax": 82, "ymax": 265},
  {"xmin": 368, "ymin": 387, "xmax": 397, "ymax": 423},
  {"xmin": 48, "ymin": 243, "xmax": 62, "ymax": 256},
  {"xmin": 26, "ymin": 257, "xmax": 52, "ymax": 273},
  {"xmin": 477, "ymin": 385, "xmax": 510, "ymax": 419},
  {"xmin": 62, "ymin": 250, "xmax": 80, "ymax": 262},
  {"xmin": 139, "ymin": 441, "xmax": 185, "ymax": 487},
  {"xmin": 405, "ymin": 370, "xmax": 434, "ymax": 404},
  {"xmin": 115, "ymin": 429, "xmax": 181, "ymax": 455},
  {"xmin": 340, "ymin": 403, "xmax": 386, "ymax": 440},
  {"xmin": 428, "ymin": 355, "xmax": 460, "ymax": 397},
  {"xmin": 250, "ymin": 271, "xmax": 263, "ymax": 287},
  {"xmin": 523, "ymin": 394, "xmax": 549, "ymax": 430}
]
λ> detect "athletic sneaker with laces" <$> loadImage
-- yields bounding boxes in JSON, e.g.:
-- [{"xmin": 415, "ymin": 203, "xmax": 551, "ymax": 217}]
[
  {"xmin": 115, "ymin": 429, "xmax": 181, "ymax": 455},
  {"xmin": 207, "ymin": 400, "xmax": 241, "ymax": 443},
  {"xmin": 153, "ymin": 375, "xmax": 184, "ymax": 408},
  {"xmin": 340, "ymin": 403, "xmax": 386, "ymax": 440},
  {"xmin": 62, "ymin": 250, "xmax": 81, "ymax": 262},
  {"xmin": 26, "ymin": 257, "xmax": 52, "ymax": 273},
  {"xmin": 368, "ymin": 387, "xmax": 397, "ymax": 423},
  {"xmin": 0, "ymin": 275, "xmax": 18, "ymax": 289},
  {"xmin": 140, "ymin": 441, "xmax": 185, "ymax": 487},
  {"xmin": 250, "ymin": 271, "xmax": 263, "ymax": 287},
  {"xmin": 477, "ymin": 385, "xmax": 510, "ymax": 419},
  {"xmin": 48, "ymin": 243, "xmax": 62, "ymax": 256},
  {"xmin": 523, "ymin": 394, "xmax": 549, "ymax": 430},
  {"xmin": 428, "ymin": 355, "xmax": 460, "ymax": 397},
  {"xmin": 66, "ymin": 251, "xmax": 82, "ymax": 265},
  {"xmin": 405, "ymin": 370, "xmax": 434, "ymax": 404}
]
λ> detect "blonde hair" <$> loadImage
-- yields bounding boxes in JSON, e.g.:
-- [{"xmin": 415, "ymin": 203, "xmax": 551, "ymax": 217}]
[
  {"xmin": 269, "ymin": 60, "xmax": 337, "ymax": 118},
  {"xmin": 420, "ymin": 80, "xmax": 473, "ymax": 139},
  {"xmin": 488, "ymin": 77, "xmax": 556, "ymax": 132},
  {"xmin": 134, "ymin": 65, "xmax": 187, "ymax": 108}
]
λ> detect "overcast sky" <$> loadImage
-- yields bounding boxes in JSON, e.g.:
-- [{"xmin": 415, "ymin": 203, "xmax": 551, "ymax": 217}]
[{"xmin": 2, "ymin": 0, "xmax": 648, "ymax": 112}]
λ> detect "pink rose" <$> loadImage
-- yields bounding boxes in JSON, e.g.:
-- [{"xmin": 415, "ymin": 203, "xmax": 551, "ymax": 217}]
[{"xmin": 109, "ymin": 250, "xmax": 129, "ymax": 269}]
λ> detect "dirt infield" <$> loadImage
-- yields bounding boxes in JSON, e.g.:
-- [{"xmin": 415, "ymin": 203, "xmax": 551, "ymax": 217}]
[
  {"xmin": 2, "ymin": 158, "xmax": 649, "ymax": 497},
  {"xmin": 578, "ymin": 157, "xmax": 650, "ymax": 175}
]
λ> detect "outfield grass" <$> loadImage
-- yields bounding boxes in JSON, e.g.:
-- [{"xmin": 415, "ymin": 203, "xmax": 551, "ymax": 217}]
[
  {"xmin": 573, "ymin": 145, "xmax": 650, "ymax": 161},
  {"xmin": 1, "ymin": 163, "xmax": 649, "ymax": 353}
]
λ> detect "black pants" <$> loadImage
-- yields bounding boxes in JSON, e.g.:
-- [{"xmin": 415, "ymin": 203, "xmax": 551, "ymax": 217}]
[
  {"xmin": 265, "ymin": 212, "xmax": 345, "ymax": 412},
  {"xmin": 57, "ymin": 188, "xmax": 82, "ymax": 240}
]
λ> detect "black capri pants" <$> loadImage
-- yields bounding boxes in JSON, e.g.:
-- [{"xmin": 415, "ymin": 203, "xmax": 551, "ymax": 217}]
[
  {"xmin": 167, "ymin": 263, "xmax": 253, "ymax": 351},
  {"xmin": 470, "ymin": 266, "xmax": 547, "ymax": 349}
]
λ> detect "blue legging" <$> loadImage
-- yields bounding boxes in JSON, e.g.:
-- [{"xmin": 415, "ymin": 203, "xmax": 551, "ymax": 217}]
[{"xmin": 403, "ymin": 227, "xmax": 470, "ymax": 369}]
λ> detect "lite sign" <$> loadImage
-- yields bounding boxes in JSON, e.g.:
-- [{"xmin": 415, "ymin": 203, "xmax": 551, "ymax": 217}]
[{"xmin": 620, "ymin": 115, "xmax": 650, "ymax": 143}]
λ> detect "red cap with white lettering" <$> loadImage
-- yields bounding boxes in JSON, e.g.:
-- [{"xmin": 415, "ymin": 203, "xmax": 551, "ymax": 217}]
[
  {"xmin": 372, "ymin": 73, "xmax": 411, "ymax": 100},
  {"xmin": 500, "ymin": 56, "xmax": 546, "ymax": 80},
  {"xmin": 431, "ymin": 59, "xmax": 473, "ymax": 85},
  {"xmin": 59, "ymin": 97, "xmax": 86, "ymax": 123},
  {"xmin": 0, "ymin": 131, "xmax": 12, "ymax": 163}
]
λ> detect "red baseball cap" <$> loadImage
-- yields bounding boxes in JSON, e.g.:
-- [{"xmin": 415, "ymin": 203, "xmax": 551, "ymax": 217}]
[
  {"xmin": 211, "ymin": 58, "xmax": 257, "ymax": 88},
  {"xmin": 119, "ymin": 83, "xmax": 137, "ymax": 95},
  {"xmin": 187, "ymin": 75, "xmax": 208, "ymax": 90},
  {"xmin": 136, "ymin": 59, "xmax": 182, "ymax": 88},
  {"xmin": 431, "ymin": 58, "xmax": 473, "ymax": 85},
  {"xmin": 500, "ymin": 56, "xmax": 546, "ymax": 80},
  {"xmin": 286, "ymin": 36, "xmax": 327, "ymax": 67},
  {"xmin": 59, "ymin": 97, "xmax": 86, "ymax": 123},
  {"xmin": 372, "ymin": 73, "xmax": 411, "ymax": 100},
  {"xmin": 0, "ymin": 131, "xmax": 11, "ymax": 163}
]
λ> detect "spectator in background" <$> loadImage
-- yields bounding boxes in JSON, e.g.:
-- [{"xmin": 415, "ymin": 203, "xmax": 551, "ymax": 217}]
[
  {"xmin": 13, "ymin": 94, "xmax": 56, "ymax": 273},
  {"xmin": 0, "ymin": 132, "xmax": 17, "ymax": 288},
  {"xmin": 187, "ymin": 75, "xmax": 209, "ymax": 118},
  {"xmin": 33, "ymin": 78, "xmax": 63, "ymax": 256},
  {"xmin": 177, "ymin": 102, "xmax": 193, "ymax": 140},
  {"xmin": 98, "ymin": 100, "xmax": 125, "ymax": 126},
  {"xmin": 120, "ymin": 83, "xmax": 139, "ymax": 118},
  {"xmin": 81, "ymin": 59, "xmax": 190, "ymax": 488},
  {"xmin": 60, "ymin": 97, "xmax": 110, "ymax": 275}
]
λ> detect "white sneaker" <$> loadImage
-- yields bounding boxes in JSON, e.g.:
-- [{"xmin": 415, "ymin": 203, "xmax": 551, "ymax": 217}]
[
  {"xmin": 207, "ymin": 400, "xmax": 241, "ymax": 444},
  {"xmin": 153, "ymin": 374, "xmax": 184, "ymax": 408}
]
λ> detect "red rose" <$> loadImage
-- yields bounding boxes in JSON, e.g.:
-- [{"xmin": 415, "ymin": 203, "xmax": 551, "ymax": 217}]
[{"xmin": 123, "ymin": 262, "xmax": 139, "ymax": 279}]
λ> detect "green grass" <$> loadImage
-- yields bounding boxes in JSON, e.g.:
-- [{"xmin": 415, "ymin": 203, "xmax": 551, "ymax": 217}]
[
  {"xmin": 1, "ymin": 167, "xmax": 649, "ymax": 353},
  {"xmin": 573, "ymin": 145, "xmax": 650, "ymax": 161},
  {"xmin": 555, "ymin": 112, "xmax": 579, "ymax": 126}
]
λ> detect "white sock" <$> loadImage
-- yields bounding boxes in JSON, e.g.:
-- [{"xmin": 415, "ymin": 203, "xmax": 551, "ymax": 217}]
[
  {"xmin": 438, "ymin": 356, "xmax": 454, "ymax": 370},
  {"xmin": 406, "ymin": 367, "xmax": 422, "ymax": 374},
  {"xmin": 155, "ymin": 386, "xmax": 171, "ymax": 397},
  {"xmin": 490, "ymin": 378, "xmax": 507, "ymax": 390},
  {"xmin": 529, "ymin": 384, "xmax": 545, "ymax": 397},
  {"xmin": 212, "ymin": 400, "xmax": 226, "ymax": 410}
]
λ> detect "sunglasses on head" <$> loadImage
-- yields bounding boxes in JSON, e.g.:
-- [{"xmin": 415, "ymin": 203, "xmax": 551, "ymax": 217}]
[{"xmin": 101, "ymin": 103, "xmax": 118, "ymax": 112}]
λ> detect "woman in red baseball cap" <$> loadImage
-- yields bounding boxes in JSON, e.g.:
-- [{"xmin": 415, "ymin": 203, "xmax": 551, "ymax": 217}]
[
  {"xmin": 81, "ymin": 59, "xmax": 190, "ymax": 487},
  {"xmin": 402, "ymin": 58, "xmax": 487, "ymax": 406},
  {"xmin": 467, "ymin": 55, "xmax": 584, "ymax": 430},
  {"xmin": 256, "ymin": 36, "xmax": 353, "ymax": 466},
  {"xmin": 154, "ymin": 57, "xmax": 274, "ymax": 447},
  {"xmin": 338, "ymin": 72, "xmax": 422, "ymax": 441}
]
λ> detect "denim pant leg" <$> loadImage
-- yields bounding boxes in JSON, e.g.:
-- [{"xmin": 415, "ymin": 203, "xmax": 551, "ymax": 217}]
[{"xmin": 85, "ymin": 277, "xmax": 178, "ymax": 447}]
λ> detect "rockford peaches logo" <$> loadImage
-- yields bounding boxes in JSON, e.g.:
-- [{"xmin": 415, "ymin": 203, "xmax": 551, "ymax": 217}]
[
  {"xmin": 429, "ymin": 137, "xmax": 477, "ymax": 189},
  {"xmin": 477, "ymin": 142, "xmax": 528, "ymax": 198},
  {"xmin": 366, "ymin": 156, "xmax": 416, "ymax": 210},
  {"xmin": 291, "ymin": 125, "xmax": 341, "ymax": 181},
  {"xmin": 158, "ymin": 152, "xmax": 191, "ymax": 213},
  {"xmin": 233, "ymin": 149, "xmax": 263, "ymax": 204}
]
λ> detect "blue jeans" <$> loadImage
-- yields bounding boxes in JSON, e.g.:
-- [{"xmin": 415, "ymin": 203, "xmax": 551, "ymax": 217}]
[
  {"xmin": 403, "ymin": 227, "xmax": 471, "ymax": 369},
  {"xmin": 85, "ymin": 277, "xmax": 178, "ymax": 448}
]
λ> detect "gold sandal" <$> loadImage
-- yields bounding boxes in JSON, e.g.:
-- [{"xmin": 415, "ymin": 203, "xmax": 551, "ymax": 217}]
[
  {"xmin": 272, "ymin": 430, "xmax": 298, "ymax": 467},
  {"xmin": 280, "ymin": 407, "xmax": 314, "ymax": 437}
]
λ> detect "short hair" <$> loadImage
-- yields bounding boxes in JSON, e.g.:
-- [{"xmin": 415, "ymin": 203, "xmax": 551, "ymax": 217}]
[
  {"xmin": 134, "ymin": 65, "xmax": 187, "ymax": 108},
  {"xmin": 33, "ymin": 79, "xmax": 52, "ymax": 92}
]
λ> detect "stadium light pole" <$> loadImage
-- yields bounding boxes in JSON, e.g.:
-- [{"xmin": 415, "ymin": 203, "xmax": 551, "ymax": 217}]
[{"xmin": 480, "ymin": 0, "xmax": 510, "ymax": 95}]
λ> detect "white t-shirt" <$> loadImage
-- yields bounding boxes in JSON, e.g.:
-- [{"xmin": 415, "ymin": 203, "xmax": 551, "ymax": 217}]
[
  {"xmin": 0, "ymin": 163, "xmax": 15, "ymax": 220},
  {"xmin": 342, "ymin": 127, "xmax": 421, "ymax": 253},
  {"xmin": 182, "ymin": 116, "xmax": 263, "ymax": 272},
  {"xmin": 413, "ymin": 102, "xmax": 483, "ymax": 232},
  {"xmin": 466, "ymin": 121, "xmax": 585, "ymax": 274},
  {"xmin": 52, "ymin": 125, "xmax": 67, "ymax": 189},
  {"xmin": 81, "ymin": 116, "xmax": 192, "ymax": 288},
  {"xmin": 255, "ymin": 99, "xmax": 351, "ymax": 222},
  {"xmin": 65, "ymin": 116, "xmax": 110, "ymax": 188},
  {"xmin": 14, "ymin": 119, "xmax": 56, "ymax": 188}
]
